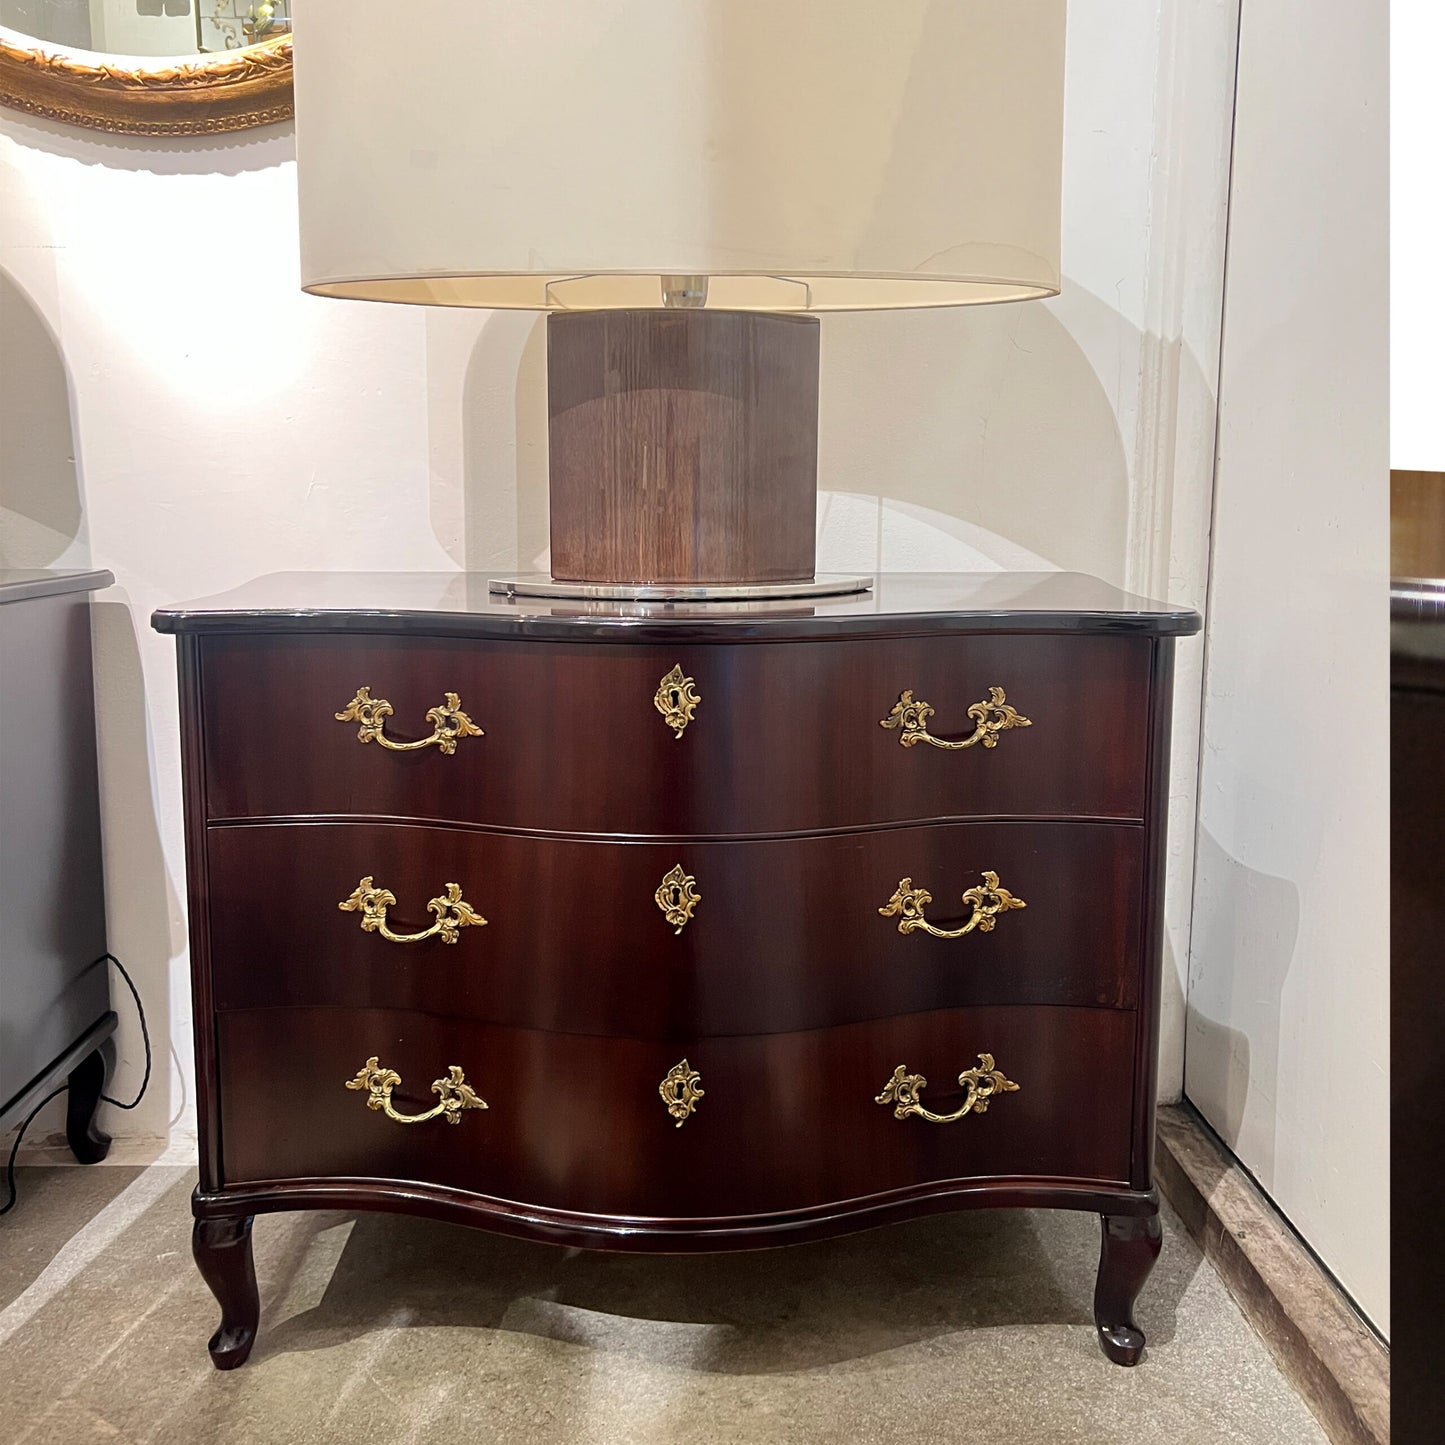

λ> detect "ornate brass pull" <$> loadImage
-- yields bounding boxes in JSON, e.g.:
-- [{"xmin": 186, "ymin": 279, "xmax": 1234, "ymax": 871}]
[
  {"xmin": 654, "ymin": 665, "xmax": 701, "ymax": 739},
  {"xmin": 335, "ymin": 686, "xmax": 484, "ymax": 754},
  {"xmin": 346, "ymin": 1056, "xmax": 488, "ymax": 1124},
  {"xmin": 659, "ymin": 1059, "xmax": 704, "ymax": 1126},
  {"xmin": 880, "ymin": 871, "xmax": 1025, "ymax": 939},
  {"xmin": 339, "ymin": 876, "xmax": 487, "ymax": 944},
  {"xmin": 655, "ymin": 864, "xmax": 701, "ymax": 934},
  {"xmin": 875, "ymin": 1054, "xmax": 1019, "ymax": 1124},
  {"xmin": 879, "ymin": 686, "xmax": 1030, "ymax": 750}
]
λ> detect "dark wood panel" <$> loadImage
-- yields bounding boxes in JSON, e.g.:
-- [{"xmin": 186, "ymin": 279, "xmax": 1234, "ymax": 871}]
[
  {"xmin": 178, "ymin": 634, "xmax": 224, "ymax": 1190},
  {"xmin": 217, "ymin": 1005, "xmax": 1136, "ymax": 1217},
  {"xmin": 1392, "ymin": 667, "xmax": 1445, "ymax": 1413},
  {"xmin": 198, "ymin": 631, "xmax": 1152, "ymax": 832},
  {"xmin": 197, "ymin": 1177, "xmax": 1159, "ymax": 1254},
  {"xmin": 206, "ymin": 819, "xmax": 1143, "ymax": 1034},
  {"xmin": 1128, "ymin": 638, "xmax": 1173, "ymax": 1191},
  {"xmin": 548, "ymin": 310, "xmax": 818, "ymax": 585}
]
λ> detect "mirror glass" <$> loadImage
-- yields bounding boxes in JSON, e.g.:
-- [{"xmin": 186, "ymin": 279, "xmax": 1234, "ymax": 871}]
[{"xmin": 0, "ymin": 0, "xmax": 289, "ymax": 57}]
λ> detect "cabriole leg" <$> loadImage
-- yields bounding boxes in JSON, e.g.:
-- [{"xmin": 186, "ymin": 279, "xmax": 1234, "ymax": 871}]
[
  {"xmin": 65, "ymin": 1048, "xmax": 112, "ymax": 1164},
  {"xmin": 193, "ymin": 1215, "xmax": 260, "ymax": 1370},
  {"xmin": 1093, "ymin": 1207, "xmax": 1162, "ymax": 1365}
]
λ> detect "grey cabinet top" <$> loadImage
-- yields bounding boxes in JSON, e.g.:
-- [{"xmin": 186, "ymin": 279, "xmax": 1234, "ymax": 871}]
[{"xmin": 0, "ymin": 570, "xmax": 114, "ymax": 605}]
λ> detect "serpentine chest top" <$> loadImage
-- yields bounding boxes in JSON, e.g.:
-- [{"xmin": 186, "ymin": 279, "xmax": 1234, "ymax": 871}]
[{"xmin": 153, "ymin": 571, "xmax": 1201, "ymax": 1370}]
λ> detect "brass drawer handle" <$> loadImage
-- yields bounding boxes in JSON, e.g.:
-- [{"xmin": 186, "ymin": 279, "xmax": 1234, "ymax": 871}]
[
  {"xmin": 876, "ymin": 1053, "xmax": 1019, "ymax": 1124},
  {"xmin": 339, "ymin": 876, "xmax": 487, "ymax": 944},
  {"xmin": 879, "ymin": 686, "xmax": 1030, "ymax": 750},
  {"xmin": 880, "ymin": 871, "xmax": 1025, "ymax": 939},
  {"xmin": 654, "ymin": 664, "xmax": 701, "ymax": 739},
  {"xmin": 346, "ymin": 1056, "xmax": 488, "ymax": 1125},
  {"xmin": 335, "ymin": 686, "xmax": 484, "ymax": 754}
]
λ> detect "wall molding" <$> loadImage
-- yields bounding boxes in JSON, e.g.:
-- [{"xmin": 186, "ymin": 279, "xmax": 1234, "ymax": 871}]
[{"xmin": 1158, "ymin": 1104, "xmax": 1389, "ymax": 1445}]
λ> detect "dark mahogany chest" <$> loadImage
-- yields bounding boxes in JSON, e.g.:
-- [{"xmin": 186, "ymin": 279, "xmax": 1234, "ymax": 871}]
[{"xmin": 154, "ymin": 570, "xmax": 1200, "ymax": 1369}]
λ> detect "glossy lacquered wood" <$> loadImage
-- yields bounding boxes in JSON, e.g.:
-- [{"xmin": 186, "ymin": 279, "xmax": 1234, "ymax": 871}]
[
  {"xmin": 1392, "ymin": 596, "xmax": 1445, "ymax": 1408},
  {"xmin": 217, "ymin": 1004, "xmax": 1136, "ymax": 1217},
  {"xmin": 196, "ymin": 1177, "xmax": 1161, "ymax": 1250},
  {"xmin": 192, "ymin": 1217, "xmax": 258, "ymax": 1371},
  {"xmin": 1095, "ymin": 1212, "xmax": 1163, "ymax": 1366},
  {"xmin": 206, "ymin": 819, "xmax": 1144, "ymax": 1035},
  {"xmin": 197, "ymin": 631, "xmax": 1153, "ymax": 833},
  {"xmin": 159, "ymin": 578, "xmax": 1199, "ymax": 1370}
]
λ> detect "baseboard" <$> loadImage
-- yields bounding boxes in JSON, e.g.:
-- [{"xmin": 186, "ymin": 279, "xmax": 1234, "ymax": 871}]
[
  {"xmin": 1156, "ymin": 1103, "xmax": 1389, "ymax": 1445},
  {"xmin": 13, "ymin": 1132, "xmax": 197, "ymax": 1168}
]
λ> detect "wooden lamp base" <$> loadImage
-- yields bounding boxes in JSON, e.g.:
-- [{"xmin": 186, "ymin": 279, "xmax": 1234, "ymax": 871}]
[{"xmin": 508, "ymin": 309, "xmax": 866, "ymax": 600}]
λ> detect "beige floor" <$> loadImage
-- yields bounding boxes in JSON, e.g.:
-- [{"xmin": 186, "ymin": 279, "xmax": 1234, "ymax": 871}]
[{"xmin": 0, "ymin": 1164, "xmax": 1327, "ymax": 1445}]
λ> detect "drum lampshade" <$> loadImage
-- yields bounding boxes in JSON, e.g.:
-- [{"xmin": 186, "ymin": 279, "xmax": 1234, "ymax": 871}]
[{"xmin": 293, "ymin": 0, "xmax": 1066, "ymax": 312}]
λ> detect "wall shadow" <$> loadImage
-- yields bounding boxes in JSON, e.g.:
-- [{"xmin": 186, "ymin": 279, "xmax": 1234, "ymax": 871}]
[
  {"xmin": 818, "ymin": 290, "xmax": 1133, "ymax": 577},
  {"xmin": 455, "ymin": 310, "xmax": 548, "ymax": 573},
  {"xmin": 262, "ymin": 1210, "xmax": 1074, "ymax": 1368},
  {"xmin": 87, "ymin": 596, "xmax": 181, "ymax": 1139},
  {"xmin": 0, "ymin": 264, "xmax": 83, "ymax": 567},
  {"xmin": 1184, "ymin": 826, "xmax": 1301, "ymax": 1181},
  {"xmin": 0, "ymin": 108, "xmax": 293, "ymax": 178}
]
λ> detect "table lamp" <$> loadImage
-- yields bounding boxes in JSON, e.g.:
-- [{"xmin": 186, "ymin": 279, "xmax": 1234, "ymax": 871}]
[
  {"xmin": 163, "ymin": 4, "xmax": 1201, "ymax": 1373},
  {"xmin": 293, "ymin": 0, "xmax": 1065, "ymax": 600}
]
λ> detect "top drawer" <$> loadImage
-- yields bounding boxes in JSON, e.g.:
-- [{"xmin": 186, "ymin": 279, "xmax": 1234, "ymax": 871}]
[{"xmin": 197, "ymin": 631, "xmax": 1153, "ymax": 833}]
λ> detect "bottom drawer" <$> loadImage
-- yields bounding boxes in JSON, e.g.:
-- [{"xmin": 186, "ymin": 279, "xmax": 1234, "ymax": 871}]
[{"xmin": 217, "ymin": 1006, "xmax": 1138, "ymax": 1217}]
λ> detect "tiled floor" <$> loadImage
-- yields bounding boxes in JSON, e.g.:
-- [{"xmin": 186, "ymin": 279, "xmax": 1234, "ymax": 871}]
[{"xmin": 0, "ymin": 1165, "xmax": 1327, "ymax": 1444}]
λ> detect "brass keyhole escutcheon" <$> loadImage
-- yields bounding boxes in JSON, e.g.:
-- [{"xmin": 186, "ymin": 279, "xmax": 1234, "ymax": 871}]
[
  {"xmin": 655, "ymin": 864, "xmax": 701, "ymax": 934},
  {"xmin": 659, "ymin": 1059, "xmax": 704, "ymax": 1126},
  {"xmin": 654, "ymin": 664, "xmax": 700, "ymax": 738}
]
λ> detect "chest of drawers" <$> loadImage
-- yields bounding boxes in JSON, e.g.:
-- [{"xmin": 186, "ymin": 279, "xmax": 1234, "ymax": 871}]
[{"xmin": 154, "ymin": 570, "xmax": 1200, "ymax": 1371}]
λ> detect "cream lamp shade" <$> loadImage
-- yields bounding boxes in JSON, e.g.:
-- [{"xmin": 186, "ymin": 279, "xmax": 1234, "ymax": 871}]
[{"xmin": 294, "ymin": 0, "xmax": 1066, "ymax": 312}]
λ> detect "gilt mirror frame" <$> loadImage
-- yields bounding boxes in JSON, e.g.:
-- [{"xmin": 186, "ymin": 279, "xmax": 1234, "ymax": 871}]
[{"xmin": 0, "ymin": 31, "xmax": 291, "ymax": 136}]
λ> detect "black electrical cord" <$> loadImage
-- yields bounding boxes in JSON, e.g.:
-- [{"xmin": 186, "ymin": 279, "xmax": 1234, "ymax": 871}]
[
  {"xmin": 0, "ymin": 953, "xmax": 152, "ymax": 1216},
  {"xmin": 99, "ymin": 952, "xmax": 151, "ymax": 1111}
]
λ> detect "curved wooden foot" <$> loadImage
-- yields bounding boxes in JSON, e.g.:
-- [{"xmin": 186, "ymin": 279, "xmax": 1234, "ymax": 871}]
[
  {"xmin": 1093, "ymin": 1208, "xmax": 1162, "ymax": 1365},
  {"xmin": 65, "ymin": 1049, "xmax": 112, "ymax": 1164},
  {"xmin": 193, "ymin": 1216, "xmax": 260, "ymax": 1370}
]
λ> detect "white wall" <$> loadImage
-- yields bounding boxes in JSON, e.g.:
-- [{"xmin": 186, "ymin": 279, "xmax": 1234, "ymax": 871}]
[
  {"xmin": 1186, "ymin": 1, "xmax": 1389, "ymax": 1335},
  {"xmin": 1392, "ymin": 2, "xmax": 1443, "ymax": 468},
  {"xmin": 0, "ymin": 1, "xmax": 1238, "ymax": 1159}
]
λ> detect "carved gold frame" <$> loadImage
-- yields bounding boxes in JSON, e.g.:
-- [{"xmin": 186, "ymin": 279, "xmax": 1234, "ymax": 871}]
[{"xmin": 0, "ymin": 31, "xmax": 292, "ymax": 137}]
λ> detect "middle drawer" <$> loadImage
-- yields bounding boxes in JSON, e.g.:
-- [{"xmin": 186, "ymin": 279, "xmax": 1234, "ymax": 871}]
[{"xmin": 207, "ymin": 820, "xmax": 1143, "ymax": 1036}]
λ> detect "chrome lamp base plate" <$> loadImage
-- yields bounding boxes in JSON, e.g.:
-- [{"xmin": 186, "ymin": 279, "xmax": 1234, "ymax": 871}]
[{"xmin": 488, "ymin": 575, "xmax": 874, "ymax": 603}]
